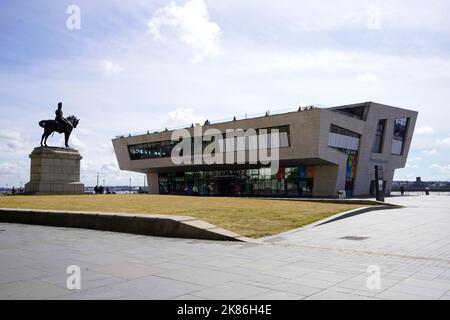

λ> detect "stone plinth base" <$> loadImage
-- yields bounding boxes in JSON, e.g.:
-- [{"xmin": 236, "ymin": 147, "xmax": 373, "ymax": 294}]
[{"xmin": 24, "ymin": 147, "xmax": 85, "ymax": 194}]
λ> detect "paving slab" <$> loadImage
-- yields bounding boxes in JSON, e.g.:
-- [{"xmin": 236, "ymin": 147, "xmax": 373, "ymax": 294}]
[
  {"xmin": 107, "ymin": 275, "xmax": 203, "ymax": 299},
  {"xmin": 157, "ymin": 266, "xmax": 243, "ymax": 286},
  {"xmin": 0, "ymin": 195, "xmax": 449, "ymax": 300},
  {"xmin": 192, "ymin": 282, "xmax": 270, "ymax": 300},
  {"xmin": 0, "ymin": 279, "xmax": 68, "ymax": 300},
  {"xmin": 92, "ymin": 262, "xmax": 167, "ymax": 280}
]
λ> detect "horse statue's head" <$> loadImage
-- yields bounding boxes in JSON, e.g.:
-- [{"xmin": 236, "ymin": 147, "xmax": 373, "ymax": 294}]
[{"xmin": 67, "ymin": 115, "xmax": 80, "ymax": 128}]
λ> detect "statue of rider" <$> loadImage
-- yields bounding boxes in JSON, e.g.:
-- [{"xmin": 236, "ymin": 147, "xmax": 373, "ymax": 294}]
[{"xmin": 55, "ymin": 102, "xmax": 72, "ymax": 131}]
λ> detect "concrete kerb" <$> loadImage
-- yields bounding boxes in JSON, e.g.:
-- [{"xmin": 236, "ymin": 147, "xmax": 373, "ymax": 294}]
[
  {"xmin": 0, "ymin": 208, "xmax": 251, "ymax": 242},
  {"xmin": 262, "ymin": 204, "xmax": 402, "ymax": 242},
  {"xmin": 264, "ymin": 197, "xmax": 400, "ymax": 206}
]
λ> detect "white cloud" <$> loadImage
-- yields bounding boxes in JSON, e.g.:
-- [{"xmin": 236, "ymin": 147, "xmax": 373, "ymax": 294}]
[
  {"xmin": 0, "ymin": 162, "xmax": 20, "ymax": 175},
  {"xmin": 416, "ymin": 126, "xmax": 436, "ymax": 135},
  {"xmin": 148, "ymin": 0, "xmax": 221, "ymax": 62},
  {"xmin": 101, "ymin": 161, "xmax": 119, "ymax": 173},
  {"xmin": 163, "ymin": 107, "xmax": 204, "ymax": 126},
  {"xmin": 68, "ymin": 133, "xmax": 86, "ymax": 151},
  {"xmin": 422, "ymin": 148, "xmax": 437, "ymax": 155},
  {"xmin": 437, "ymin": 136, "xmax": 450, "ymax": 146},
  {"xmin": 101, "ymin": 60, "xmax": 124, "ymax": 75},
  {"xmin": 0, "ymin": 160, "xmax": 28, "ymax": 187},
  {"xmin": 226, "ymin": 49, "xmax": 450, "ymax": 82},
  {"xmin": 223, "ymin": 1, "xmax": 449, "ymax": 33},
  {"xmin": 357, "ymin": 72, "xmax": 382, "ymax": 83},
  {"xmin": 429, "ymin": 163, "xmax": 450, "ymax": 174},
  {"xmin": 0, "ymin": 128, "xmax": 30, "ymax": 154},
  {"xmin": 405, "ymin": 163, "xmax": 419, "ymax": 169}
]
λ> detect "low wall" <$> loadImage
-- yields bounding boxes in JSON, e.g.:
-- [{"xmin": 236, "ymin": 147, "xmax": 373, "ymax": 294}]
[{"xmin": 0, "ymin": 208, "xmax": 248, "ymax": 242}]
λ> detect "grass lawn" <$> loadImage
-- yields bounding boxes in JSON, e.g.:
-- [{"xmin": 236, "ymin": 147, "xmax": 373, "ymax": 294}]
[{"xmin": 0, "ymin": 194, "xmax": 363, "ymax": 238}]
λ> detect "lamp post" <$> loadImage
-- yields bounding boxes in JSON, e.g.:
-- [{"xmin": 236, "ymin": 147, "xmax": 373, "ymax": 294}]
[{"xmin": 129, "ymin": 178, "xmax": 132, "ymax": 193}]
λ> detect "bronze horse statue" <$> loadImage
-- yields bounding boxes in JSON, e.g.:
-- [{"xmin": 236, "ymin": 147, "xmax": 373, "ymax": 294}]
[{"xmin": 39, "ymin": 115, "xmax": 80, "ymax": 148}]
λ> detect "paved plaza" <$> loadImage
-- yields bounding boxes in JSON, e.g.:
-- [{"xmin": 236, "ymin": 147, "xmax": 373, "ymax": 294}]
[{"xmin": 0, "ymin": 195, "xmax": 449, "ymax": 300}]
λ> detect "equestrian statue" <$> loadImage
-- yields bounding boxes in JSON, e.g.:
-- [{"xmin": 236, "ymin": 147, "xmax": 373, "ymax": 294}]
[{"xmin": 39, "ymin": 102, "xmax": 80, "ymax": 148}]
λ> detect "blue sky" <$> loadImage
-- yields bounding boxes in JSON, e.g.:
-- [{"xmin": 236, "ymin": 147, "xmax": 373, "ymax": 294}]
[{"xmin": 1, "ymin": 0, "xmax": 450, "ymax": 187}]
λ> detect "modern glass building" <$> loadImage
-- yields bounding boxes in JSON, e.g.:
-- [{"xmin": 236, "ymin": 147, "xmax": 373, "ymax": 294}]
[
  {"xmin": 157, "ymin": 167, "xmax": 314, "ymax": 197},
  {"xmin": 112, "ymin": 102, "xmax": 417, "ymax": 197}
]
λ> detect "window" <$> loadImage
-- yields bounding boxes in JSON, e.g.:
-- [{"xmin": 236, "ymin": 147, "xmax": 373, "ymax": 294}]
[
  {"xmin": 331, "ymin": 104, "xmax": 368, "ymax": 120},
  {"xmin": 392, "ymin": 117, "xmax": 409, "ymax": 155},
  {"xmin": 330, "ymin": 125, "xmax": 360, "ymax": 138},
  {"xmin": 371, "ymin": 119, "xmax": 386, "ymax": 153},
  {"xmin": 128, "ymin": 125, "xmax": 291, "ymax": 160},
  {"xmin": 128, "ymin": 141, "xmax": 175, "ymax": 160},
  {"xmin": 158, "ymin": 166, "xmax": 313, "ymax": 196},
  {"xmin": 328, "ymin": 125, "xmax": 360, "ymax": 152}
]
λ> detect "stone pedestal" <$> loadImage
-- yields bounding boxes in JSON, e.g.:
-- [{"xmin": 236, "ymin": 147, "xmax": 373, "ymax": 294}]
[{"xmin": 24, "ymin": 147, "xmax": 85, "ymax": 194}]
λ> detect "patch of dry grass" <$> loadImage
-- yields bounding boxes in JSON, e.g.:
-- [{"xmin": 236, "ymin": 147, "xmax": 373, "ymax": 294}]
[{"xmin": 0, "ymin": 194, "xmax": 363, "ymax": 238}]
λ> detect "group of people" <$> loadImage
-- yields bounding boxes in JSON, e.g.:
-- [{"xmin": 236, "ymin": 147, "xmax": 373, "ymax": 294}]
[
  {"xmin": 184, "ymin": 183, "xmax": 216, "ymax": 196},
  {"xmin": 184, "ymin": 185, "xmax": 199, "ymax": 195},
  {"xmin": 93, "ymin": 185, "xmax": 111, "ymax": 194},
  {"xmin": 6, "ymin": 187, "xmax": 23, "ymax": 195}
]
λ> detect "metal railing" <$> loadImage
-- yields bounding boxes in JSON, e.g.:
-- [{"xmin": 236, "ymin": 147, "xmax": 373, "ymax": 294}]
[{"xmin": 114, "ymin": 104, "xmax": 326, "ymax": 139}]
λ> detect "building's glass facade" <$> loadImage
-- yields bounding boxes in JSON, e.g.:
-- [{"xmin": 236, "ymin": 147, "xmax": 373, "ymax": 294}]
[
  {"xmin": 327, "ymin": 124, "xmax": 359, "ymax": 196},
  {"xmin": 392, "ymin": 117, "xmax": 409, "ymax": 155},
  {"xmin": 129, "ymin": 140, "xmax": 177, "ymax": 160},
  {"xmin": 371, "ymin": 119, "xmax": 386, "ymax": 153},
  {"xmin": 328, "ymin": 125, "xmax": 360, "ymax": 152},
  {"xmin": 128, "ymin": 125, "xmax": 290, "ymax": 160},
  {"xmin": 158, "ymin": 166, "xmax": 314, "ymax": 197},
  {"xmin": 345, "ymin": 153, "xmax": 358, "ymax": 196}
]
